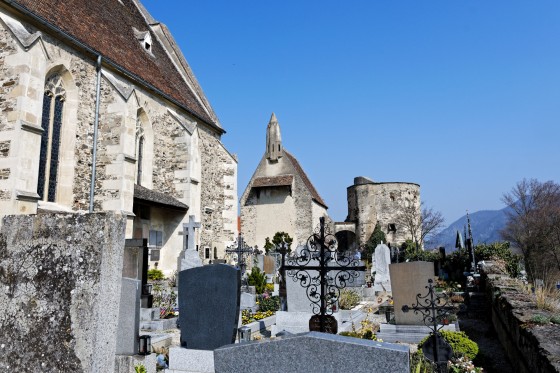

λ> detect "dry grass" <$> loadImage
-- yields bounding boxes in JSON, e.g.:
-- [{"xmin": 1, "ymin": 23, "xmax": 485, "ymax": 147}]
[{"xmin": 535, "ymin": 283, "xmax": 560, "ymax": 312}]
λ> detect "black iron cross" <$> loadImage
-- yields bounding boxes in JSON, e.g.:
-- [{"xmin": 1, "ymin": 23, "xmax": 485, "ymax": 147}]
[
  {"xmin": 283, "ymin": 217, "xmax": 366, "ymax": 333},
  {"xmin": 402, "ymin": 279, "xmax": 455, "ymax": 372},
  {"xmin": 225, "ymin": 234, "xmax": 254, "ymax": 278}
]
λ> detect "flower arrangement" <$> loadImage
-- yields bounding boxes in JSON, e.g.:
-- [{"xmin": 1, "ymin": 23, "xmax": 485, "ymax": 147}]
[{"xmin": 448, "ymin": 356, "xmax": 484, "ymax": 373}]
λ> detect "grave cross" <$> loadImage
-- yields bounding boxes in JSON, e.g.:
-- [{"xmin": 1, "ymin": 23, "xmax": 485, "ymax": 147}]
[
  {"xmin": 179, "ymin": 215, "xmax": 202, "ymax": 252},
  {"xmin": 402, "ymin": 279, "xmax": 455, "ymax": 373},
  {"xmin": 225, "ymin": 234, "xmax": 254, "ymax": 278},
  {"xmin": 283, "ymin": 217, "xmax": 366, "ymax": 333}
]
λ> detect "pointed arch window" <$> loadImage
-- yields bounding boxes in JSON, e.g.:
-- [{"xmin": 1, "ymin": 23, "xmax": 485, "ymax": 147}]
[
  {"xmin": 38, "ymin": 74, "xmax": 65, "ymax": 202},
  {"xmin": 136, "ymin": 118, "xmax": 144, "ymax": 186}
]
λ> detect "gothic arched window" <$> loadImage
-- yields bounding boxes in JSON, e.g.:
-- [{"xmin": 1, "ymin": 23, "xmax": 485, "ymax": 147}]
[
  {"xmin": 136, "ymin": 117, "xmax": 145, "ymax": 186},
  {"xmin": 38, "ymin": 74, "xmax": 66, "ymax": 202}
]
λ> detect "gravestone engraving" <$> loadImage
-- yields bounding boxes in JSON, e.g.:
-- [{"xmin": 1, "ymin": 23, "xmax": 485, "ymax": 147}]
[
  {"xmin": 373, "ymin": 242, "xmax": 392, "ymax": 292},
  {"xmin": 178, "ymin": 264, "xmax": 240, "ymax": 350},
  {"xmin": 177, "ymin": 215, "xmax": 202, "ymax": 272}
]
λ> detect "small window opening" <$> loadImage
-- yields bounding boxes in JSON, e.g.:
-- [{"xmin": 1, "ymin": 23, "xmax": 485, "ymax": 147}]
[
  {"xmin": 388, "ymin": 223, "xmax": 397, "ymax": 232},
  {"xmin": 214, "ymin": 247, "xmax": 218, "ymax": 260},
  {"xmin": 205, "ymin": 247, "xmax": 210, "ymax": 259}
]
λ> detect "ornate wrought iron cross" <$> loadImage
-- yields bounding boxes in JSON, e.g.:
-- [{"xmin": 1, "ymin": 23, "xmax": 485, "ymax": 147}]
[
  {"xmin": 225, "ymin": 234, "xmax": 254, "ymax": 278},
  {"xmin": 283, "ymin": 217, "xmax": 366, "ymax": 333},
  {"xmin": 402, "ymin": 279, "xmax": 456, "ymax": 372}
]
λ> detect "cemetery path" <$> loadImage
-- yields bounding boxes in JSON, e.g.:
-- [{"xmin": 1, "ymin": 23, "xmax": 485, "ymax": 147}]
[{"xmin": 459, "ymin": 316, "xmax": 513, "ymax": 372}]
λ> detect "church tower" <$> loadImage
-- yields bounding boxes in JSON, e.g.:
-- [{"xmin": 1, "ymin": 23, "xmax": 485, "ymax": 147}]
[{"xmin": 266, "ymin": 112, "xmax": 283, "ymax": 161}]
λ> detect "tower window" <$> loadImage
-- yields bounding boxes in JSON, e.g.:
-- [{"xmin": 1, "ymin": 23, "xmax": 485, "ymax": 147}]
[
  {"xmin": 388, "ymin": 223, "xmax": 397, "ymax": 232},
  {"xmin": 205, "ymin": 247, "xmax": 210, "ymax": 259}
]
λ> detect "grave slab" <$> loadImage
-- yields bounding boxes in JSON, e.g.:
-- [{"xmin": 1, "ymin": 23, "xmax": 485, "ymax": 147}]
[
  {"xmin": 167, "ymin": 347, "xmax": 214, "ymax": 373},
  {"xmin": 214, "ymin": 331, "xmax": 409, "ymax": 373}
]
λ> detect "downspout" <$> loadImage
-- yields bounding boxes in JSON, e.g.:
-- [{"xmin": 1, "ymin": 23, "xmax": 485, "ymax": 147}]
[{"xmin": 89, "ymin": 55, "xmax": 102, "ymax": 213}]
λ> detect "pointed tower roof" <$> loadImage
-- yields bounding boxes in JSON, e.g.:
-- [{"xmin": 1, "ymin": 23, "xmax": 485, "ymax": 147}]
[{"xmin": 266, "ymin": 112, "xmax": 283, "ymax": 161}]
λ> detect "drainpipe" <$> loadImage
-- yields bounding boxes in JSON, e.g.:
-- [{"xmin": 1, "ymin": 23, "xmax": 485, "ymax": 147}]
[{"xmin": 89, "ymin": 55, "xmax": 102, "ymax": 213}]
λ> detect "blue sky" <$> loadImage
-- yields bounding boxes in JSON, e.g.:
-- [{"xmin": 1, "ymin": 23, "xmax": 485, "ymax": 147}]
[{"xmin": 142, "ymin": 0, "xmax": 560, "ymax": 224}]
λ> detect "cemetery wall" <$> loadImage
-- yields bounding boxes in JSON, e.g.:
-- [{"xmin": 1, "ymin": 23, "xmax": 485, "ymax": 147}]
[
  {"xmin": 484, "ymin": 272, "xmax": 560, "ymax": 373},
  {"xmin": 0, "ymin": 212, "xmax": 127, "ymax": 373},
  {"xmin": 346, "ymin": 177, "xmax": 420, "ymax": 247}
]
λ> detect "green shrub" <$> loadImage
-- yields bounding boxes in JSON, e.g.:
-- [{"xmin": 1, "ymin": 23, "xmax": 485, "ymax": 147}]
[
  {"xmin": 419, "ymin": 330, "xmax": 478, "ymax": 360},
  {"xmin": 551, "ymin": 315, "xmax": 560, "ymax": 324},
  {"xmin": 134, "ymin": 364, "xmax": 147, "ymax": 373},
  {"xmin": 339, "ymin": 289, "xmax": 361, "ymax": 310},
  {"xmin": 148, "ymin": 269, "xmax": 165, "ymax": 281},
  {"xmin": 247, "ymin": 267, "xmax": 267, "ymax": 294},
  {"xmin": 257, "ymin": 295, "xmax": 280, "ymax": 312}
]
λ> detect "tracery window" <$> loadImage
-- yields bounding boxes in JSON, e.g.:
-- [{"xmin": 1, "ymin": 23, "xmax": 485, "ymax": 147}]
[{"xmin": 38, "ymin": 74, "xmax": 65, "ymax": 202}]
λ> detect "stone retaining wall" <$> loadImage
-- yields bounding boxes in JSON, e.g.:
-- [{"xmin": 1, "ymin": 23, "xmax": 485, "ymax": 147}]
[{"xmin": 485, "ymin": 272, "xmax": 560, "ymax": 373}]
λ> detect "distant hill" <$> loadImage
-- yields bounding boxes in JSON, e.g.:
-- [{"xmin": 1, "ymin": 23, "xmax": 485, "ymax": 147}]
[{"xmin": 429, "ymin": 206, "xmax": 513, "ymax": 252}]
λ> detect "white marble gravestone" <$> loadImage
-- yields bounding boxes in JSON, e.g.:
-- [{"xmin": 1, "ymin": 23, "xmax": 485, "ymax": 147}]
[
  {"xmin": 177, "ymin": 215, "xmax": 202, "ymax": 272},
  {"xmin": 373, "ymin": 242, "xmax": 392, "ymax": 292}
]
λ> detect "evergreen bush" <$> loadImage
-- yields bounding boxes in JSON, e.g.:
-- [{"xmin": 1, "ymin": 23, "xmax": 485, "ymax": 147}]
[{"xmin": 419, "ymin": 330, "xmax": 478, "ymax": 360}]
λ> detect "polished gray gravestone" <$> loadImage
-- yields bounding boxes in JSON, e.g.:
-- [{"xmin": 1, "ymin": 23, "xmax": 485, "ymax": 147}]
[
  {"xmin": 214, "ymin": 332, "xmax": 410, "ymax": 373},
  {"xmin": 178, "ymin": 264, "xmax": 241, "ymax": 350}
]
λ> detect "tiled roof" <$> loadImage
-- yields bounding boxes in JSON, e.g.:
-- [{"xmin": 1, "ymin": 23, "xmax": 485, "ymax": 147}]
[
  {"xmin": 252, "ymin": 175, "xmax": 294, "ymax": 188},
  {"xmin": 134, "ymin": 184, "xmax": 188, "ymax": 211},
  {"xmin": 283, "ymin": 151, "xmax": 328, "ymax": 208},
  {"xmin": 9, "ymin": 0, "xmax": 219, "ymax": 129}
]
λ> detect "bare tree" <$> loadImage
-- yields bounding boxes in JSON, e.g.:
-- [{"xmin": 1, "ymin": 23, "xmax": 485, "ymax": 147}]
[
  {"xmin": 396, "ymin": 202, "xmax": 445, "ymax": 251},
  {"xmin": 501, "ymin": 178, "xmax": 560, "ymax": 281}
]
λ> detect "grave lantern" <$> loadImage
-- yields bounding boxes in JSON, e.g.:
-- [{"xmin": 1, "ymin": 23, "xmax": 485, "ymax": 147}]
[
  {"xmin": 238, "ymin": 326, "xmax": 251, "ymax": 342},
  {"xmin": 138, "ymin": 335, "xmax": 152, "ymax": 355}
]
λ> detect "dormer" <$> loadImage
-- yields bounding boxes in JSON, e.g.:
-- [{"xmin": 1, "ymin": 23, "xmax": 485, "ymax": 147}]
[{"xmin": 133, "ymin": 27, "xmax": 153, "ymax": 54}]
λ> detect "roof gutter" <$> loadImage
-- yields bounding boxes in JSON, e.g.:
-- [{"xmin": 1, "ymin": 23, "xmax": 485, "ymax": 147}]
[{"xmin": 2, "ymin": 0, "xmax": 225, "ymax": 135}]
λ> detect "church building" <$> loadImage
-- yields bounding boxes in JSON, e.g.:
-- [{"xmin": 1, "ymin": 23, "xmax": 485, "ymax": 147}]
[
  {"xmin": 240, "ymin": 113, "xmax": 330, "ymax": 249},
  {"xmin": 0, "ymin": 0, "xmax": 237, "ymax": 275}
]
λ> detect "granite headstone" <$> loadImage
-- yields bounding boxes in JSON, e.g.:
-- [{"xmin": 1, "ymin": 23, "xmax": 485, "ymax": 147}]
[
  {"xmin": 178, "ymin": 264, "xmax": 241, "ymax": 350},
  {"xmin": 214, "ymin": 332, "xmax": 409, "ymax": 373}
]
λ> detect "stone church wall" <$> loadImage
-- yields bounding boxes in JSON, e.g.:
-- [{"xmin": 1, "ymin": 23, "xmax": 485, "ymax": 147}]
[
  {"xmin": 0, "ymin": 12, "xmax": 238, "ymax": 274},
  {"xmin": 198, "ymin": 126, "xmax": 238, "ymax": 262},
  {"xmin": 0, "ymin": 212, "xmax": 126, "ymax": 373}
]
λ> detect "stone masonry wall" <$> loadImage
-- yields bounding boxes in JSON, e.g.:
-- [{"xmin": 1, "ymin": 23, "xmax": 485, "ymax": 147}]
[
  {"xmin": 198, "ymin": 126, "xmax": 237, "ymax": 260},
  {"xmin": 0, "ymin": 212, "xmax": 126, "ymax": 373},
  {"xmin": 347, "ymin": 179, "xmax": 420, "ymax": 247},
  {"xmin": 0, "ymin": 22, "xmax": 19, "ymax": 202},
  {"xmin": 151, "ymin": 111, "xmax": 189, "ymax": 198},
  {"xmin": 484, "ymin": 271, "xmax": 560, "ymax": 373}
]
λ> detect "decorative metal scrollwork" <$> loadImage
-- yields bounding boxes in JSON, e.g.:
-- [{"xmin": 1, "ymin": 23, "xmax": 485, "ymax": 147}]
[
  {"xmin": 401, "ymin": 279, "xmax": 456, "ymax": 371},
  {"xmin": 283, "ymin": 217, "xmax": 366, "ymax": 332}
]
